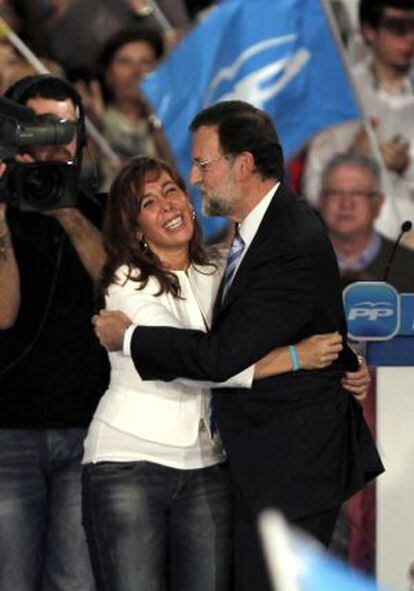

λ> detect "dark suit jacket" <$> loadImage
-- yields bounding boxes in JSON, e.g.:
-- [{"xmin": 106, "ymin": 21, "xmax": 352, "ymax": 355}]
[{"xmin": 131, "ymin": 184, "xmax": 384, "ymax": 520}]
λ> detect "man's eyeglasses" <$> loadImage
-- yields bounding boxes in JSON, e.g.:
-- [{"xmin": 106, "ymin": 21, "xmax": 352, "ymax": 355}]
[
  {"xmin": 378, "ymin": 15, "xmax": 414, "ymax": 36},
  {"xmin": 323, "ymin": 189, "xmax": 378, "ymax": 201},
  {"xmin": 191, "ymin": 154, "xmax": 230, "ymax": 173}
]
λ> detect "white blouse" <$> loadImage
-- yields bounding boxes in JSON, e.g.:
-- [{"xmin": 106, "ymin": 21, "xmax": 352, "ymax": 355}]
[{"xmin": 83, "ymin": 262, "xmax": 254, "ymax": 470}]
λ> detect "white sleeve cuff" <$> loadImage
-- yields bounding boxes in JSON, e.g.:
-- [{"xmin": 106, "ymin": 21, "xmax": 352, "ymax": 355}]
[
  {"xmin": 217, "ymin": 364, "xmax": 255, "ymax": 389},
  {"xmin": 123, "ymin": 323, "xmax": 137, "ymax": 356},
  {"xmin": 174, "ymin": 363, "xmax": 255, "ymax": 390}
]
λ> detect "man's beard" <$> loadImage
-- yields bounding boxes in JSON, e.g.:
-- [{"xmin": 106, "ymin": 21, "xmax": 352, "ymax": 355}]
[
  {"xmin": 202, "ymin": 196, "xmax": 234, "ymax": 217},
  {"xmin": 201, "ymin": 178, "xmax": 236, "ymax": 217}
]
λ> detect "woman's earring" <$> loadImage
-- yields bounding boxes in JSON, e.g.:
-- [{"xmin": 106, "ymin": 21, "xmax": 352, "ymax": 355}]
[
  {"xmin": 191, "ymin": 210, "xmax": 196, "ymax": 220},
  {"xmin": 140, "ymin": 238, "xmax": 149, "ymax": 253}
]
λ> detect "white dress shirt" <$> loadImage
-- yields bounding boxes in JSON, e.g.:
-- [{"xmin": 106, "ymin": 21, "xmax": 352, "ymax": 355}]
[{"xmin": 232, "ymin": 182, "xmax": 279, "ymax": 279}]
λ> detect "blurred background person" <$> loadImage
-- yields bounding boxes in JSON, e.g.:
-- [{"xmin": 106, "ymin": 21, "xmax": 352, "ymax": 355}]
[
  {"xmin": 16, "ymin": 0, "xmax": 190, "ymax": 72},
  {"xmin": 74, "ymin": 28, "xmax": 174, "ymax": 189},
  {"xmin": 303, "ymin": 0, "xmax": 414, "ymax": 247},
  {"xmin": 318, "ymin": 150, "xmax": 414, "ymax": 572},
  {"xmin": 0, "ymin": 38, "xmax": 21, "ymax": 95},
  {"xmin": 319, "ymin": 152, "xmax": 414, "ymax": 292}
]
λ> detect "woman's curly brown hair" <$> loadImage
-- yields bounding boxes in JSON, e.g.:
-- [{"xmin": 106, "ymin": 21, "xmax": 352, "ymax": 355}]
[{"xmin": 101, "ymin": 155, "xmax": 214, "ymax": 296}]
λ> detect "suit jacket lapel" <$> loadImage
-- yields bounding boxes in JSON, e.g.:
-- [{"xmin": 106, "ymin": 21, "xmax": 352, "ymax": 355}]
[{"xmin": 213, "ymin": 185, "xmax": 291, "ymax": 320}]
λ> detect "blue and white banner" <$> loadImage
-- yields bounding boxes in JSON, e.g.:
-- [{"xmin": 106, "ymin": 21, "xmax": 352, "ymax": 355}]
[{"xmin": 141, "ymin": 0, "xmax": 360, "ymax": 237}]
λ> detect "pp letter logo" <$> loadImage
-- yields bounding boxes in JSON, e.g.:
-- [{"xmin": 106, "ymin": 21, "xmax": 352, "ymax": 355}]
[{"xmin": 343, "ymin": 282, "xmax": 400, "ymax": 341}]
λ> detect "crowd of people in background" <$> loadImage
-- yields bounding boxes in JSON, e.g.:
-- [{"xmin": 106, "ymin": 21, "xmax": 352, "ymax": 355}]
[
  {"xmin": 0, "ymin": 0, "xmax": 412, "ymax": 589},
  {"xmin": 0, "ymin": 0, "xmax": 215, "ymax": 191},
  {"xmin": 1, "ymin": 0, "xmax": 413, "ymax": 252},
  {"xmin": 304, "ymin": 0, "xmax": 414, "ymax": 248}
]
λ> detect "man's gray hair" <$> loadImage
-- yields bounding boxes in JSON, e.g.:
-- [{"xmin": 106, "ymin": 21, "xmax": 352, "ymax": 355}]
[{"xmin": 321, "ymin": 153, "xmax": 382, "ymax": 192}]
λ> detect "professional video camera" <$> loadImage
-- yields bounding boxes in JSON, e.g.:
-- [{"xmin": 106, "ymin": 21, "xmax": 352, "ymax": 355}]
[{"xmin": 0, "ymin": 96, "xmax": 79, "ymax": 212}]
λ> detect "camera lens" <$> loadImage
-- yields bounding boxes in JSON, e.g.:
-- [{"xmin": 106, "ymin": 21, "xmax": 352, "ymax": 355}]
[
  {"xmin": 5, "ymin": 160, "xmax": 78, "ymax": 212},
  {"xmin": 21, "ymin": 163, "xmax": 63, "ymax": 208}
]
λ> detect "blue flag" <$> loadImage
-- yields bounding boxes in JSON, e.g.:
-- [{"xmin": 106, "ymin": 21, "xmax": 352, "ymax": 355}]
[
  {"xmin": 141, "ymin": 0, "xmax": 360, "ymax": 238},
  {"xmin": 259, "ymin": 509, "xmax": 390, "ymax": 591}
]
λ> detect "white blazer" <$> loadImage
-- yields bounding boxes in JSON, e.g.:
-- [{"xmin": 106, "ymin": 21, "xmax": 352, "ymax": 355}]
[{"xmin": 93, "ymin": 263, "xmax": 253, "ymax": 447}]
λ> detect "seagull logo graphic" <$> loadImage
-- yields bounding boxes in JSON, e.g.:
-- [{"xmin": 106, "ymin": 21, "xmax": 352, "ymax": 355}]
[{"xmin": 205, "ymin": 35, "xmax": 310, "ymax": 108}]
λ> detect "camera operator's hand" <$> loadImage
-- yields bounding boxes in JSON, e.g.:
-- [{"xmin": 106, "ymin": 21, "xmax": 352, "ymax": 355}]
[
  {"xmin": 44, "ymin": 207, "xmax": 106, "ymax": 283},
  {"xmin": 15, "ymin": 153, "xmax": 36, "ymax": 164},
  {"xmin": 4, "ymin": 150, "xmax": 105, "ymax": 282}
]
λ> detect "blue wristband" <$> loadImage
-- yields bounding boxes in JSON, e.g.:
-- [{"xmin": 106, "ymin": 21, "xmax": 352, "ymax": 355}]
[{"xmin": 289, "ymin": 345, "xmax": 300, "ymax": 371}]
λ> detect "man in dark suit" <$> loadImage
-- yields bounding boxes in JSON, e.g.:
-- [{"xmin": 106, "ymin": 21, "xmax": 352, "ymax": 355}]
[{"xmin": 94, "ymin": 101, "xmax": 383, "ymax": 591}]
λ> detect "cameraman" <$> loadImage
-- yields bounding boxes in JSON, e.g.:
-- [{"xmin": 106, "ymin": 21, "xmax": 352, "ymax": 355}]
[{"xmin": 0, "ymin": 76, "xmax": 108, "ymax": 591}]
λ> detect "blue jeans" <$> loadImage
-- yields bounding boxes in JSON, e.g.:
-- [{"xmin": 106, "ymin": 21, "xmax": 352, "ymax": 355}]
[
  {"xmin": 82, "ymin": 461, "xmax": 232, "ymax": 591},
  {"xmin": 0, "ymin": 428, "xmax": 95, "ymax": 591}
]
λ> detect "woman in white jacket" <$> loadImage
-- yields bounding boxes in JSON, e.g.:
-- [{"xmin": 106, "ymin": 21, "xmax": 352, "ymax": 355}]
[{"xmin": 82, "ymin": 156, "xmax": 360, "ymax": 591}]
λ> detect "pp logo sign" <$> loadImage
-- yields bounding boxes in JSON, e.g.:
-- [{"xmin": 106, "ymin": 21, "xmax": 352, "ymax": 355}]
[
  {"xmin": 348, "ymin": 303, "xmax": 394, "ymax": 321},
  {"xmin": 343, "ymin": 282, "xmax": 400, "ymax": 341}
]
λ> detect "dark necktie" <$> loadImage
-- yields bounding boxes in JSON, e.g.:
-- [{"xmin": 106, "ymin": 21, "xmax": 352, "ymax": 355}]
[{"xmin": 210, "ymin": 227, "xmax": 245, "ymax": 435}]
